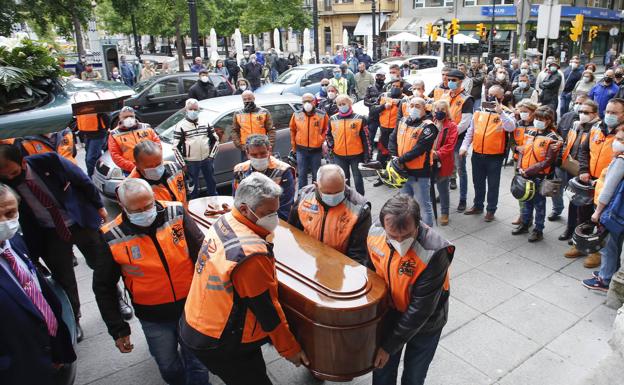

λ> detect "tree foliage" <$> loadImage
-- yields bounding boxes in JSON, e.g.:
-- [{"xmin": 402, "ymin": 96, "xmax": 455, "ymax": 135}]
[{"xmin": 239, "ymin": 0, "xmax": 311, "ymax": 35}]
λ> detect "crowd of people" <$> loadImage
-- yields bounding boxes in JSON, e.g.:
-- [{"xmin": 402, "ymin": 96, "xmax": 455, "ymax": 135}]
[{"xmin": 1, "ymin": 47, "xmax": 624, "ymax": 385}]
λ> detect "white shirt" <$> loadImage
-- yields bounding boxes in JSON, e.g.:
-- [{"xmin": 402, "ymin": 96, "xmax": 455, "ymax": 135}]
[{"xmin": 0, "ymin": 240, "xmax": 41, "ymax": 295}]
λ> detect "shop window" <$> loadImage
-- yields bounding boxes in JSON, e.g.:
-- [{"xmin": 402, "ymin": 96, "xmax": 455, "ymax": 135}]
[
  {"xmin": 587, "ymin": 0, "xmax": 609, "ymax": 8},
  {"xmin": 465, "ymin": 0, "xmax": 515, "ymax": 5},
  {"xmin": 414, "ymin": 0, "xmax": 453, "ymax": 7}
]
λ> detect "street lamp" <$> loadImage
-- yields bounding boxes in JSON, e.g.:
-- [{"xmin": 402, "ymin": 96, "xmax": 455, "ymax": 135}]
[
  {"xmin": 619, "ymin": 10, "xmax": 624, "ymax": 55},
  {"xmin": 371, "ymin": 0, "xmax": 376, "ymax": 61},
  {"xmin": 187, "ymin": 0, "xmax": 201, "ymax": 59}
]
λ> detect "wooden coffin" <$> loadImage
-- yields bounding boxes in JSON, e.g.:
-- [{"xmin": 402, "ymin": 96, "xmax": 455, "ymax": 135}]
[{"xmin": 188, "ymin": 197, "xmax": 388, "ymax": 381}]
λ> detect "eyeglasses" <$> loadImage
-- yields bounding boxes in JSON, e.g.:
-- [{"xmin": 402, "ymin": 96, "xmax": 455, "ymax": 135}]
[{"xmin": 578, "ymin": 111, "xmax": 592, "ymax": 115}]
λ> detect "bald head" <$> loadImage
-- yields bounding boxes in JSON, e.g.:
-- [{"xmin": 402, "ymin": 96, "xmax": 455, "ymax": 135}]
[
  {"xmin": 316, "ymin": 164, "xmax": 345, "ymax": 195},
  {"xmin": 302, "ymin": 93, "xmax": 315, "ymax": 103},
  {"xmin": 241, "ymin": 90, "xmax": 255, "ymax": 103}
]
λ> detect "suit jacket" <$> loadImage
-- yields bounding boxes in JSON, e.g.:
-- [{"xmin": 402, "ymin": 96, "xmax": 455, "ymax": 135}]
[
  {"xmin": 0, "ymin": 234, "xmax": 76, "ymax": 385},
  {"xmin": 6, "ymin": 153, "xmax": 104, "ymax": 259}
]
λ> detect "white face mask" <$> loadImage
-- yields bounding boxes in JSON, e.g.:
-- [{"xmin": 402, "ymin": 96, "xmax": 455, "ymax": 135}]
[
  {"xmin": 583, "ymin": 77, "xmax": 591, "ymax": 83},
  {"xmin": 239, "ymin": 84, "xmax": 247, "ymax": 91},
  {"xmin": 327, "ymin": 91, "xmax": 337, "ymax": 100},
  {"xmin": 409, "ymin": 108, "xmax": 422, "ymax": 120},
  {"xmin": 612, "ymin": 140, "xmax": 624, "ymax": 153},
  {"xmin": 303, "ymin": 102, "xmax": 314, "ymax": 112},
  {"xmin": 249, "ymin": 207, "xmax": 279, "ymax": 233},
  {"xmin": 200, "ymin": 76, "xmax": 210, "ymax": 83},
  {"xmin": 519, "ymin": 112, "xmax": 530, "ymax": 121},
  {"xmin": 388, "ymin": 237, "xmax": 414, "ymax": 257},
  {"xmin": 320, "ymin": 191, "xmax": 345, "ymax": 207},
  {"xmin": 520, "ymin": 68, "xmax": 529, "ymax": 75},
  {"xmin": 126, "ymin": 206, "xmax": 157, "ymax": 227},
  {"xmin": 0, "ymin": 216, "xmax": 20, "ymax": 242},
  {"xmin": 496, "ymin": 73, "xmax": 506, "ymax": 81},
  {"xmin": 533, "ymin": 119, "xmax": 546, "ymax": 130},
  {"xmin": 142, "ymin": 164, "xmax": 165, "ymax": 181},
  {"xmin": 573, "ymin": 104, "xmax": 581, "ymax": 114},
  {"xmin": 122, "ymin": 117, "xmax": 136, "ymax": 128},
  {"xmin": 249, "ymin": 156, "xmax": 269, "ymax": 171},
  {"xmin": 570, "ymin": 63, "xmax": 578, "ymax": 69},
  {"xmin": 579, "ymin": 113, "xmax": 592, "ymax": 124}
]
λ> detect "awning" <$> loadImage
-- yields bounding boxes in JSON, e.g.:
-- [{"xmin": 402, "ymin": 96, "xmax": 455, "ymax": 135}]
[
  {"xmin": 387, "ymin": 17, "xmax": 412, "ymax": 32},
  {"xmin": 386, "ymin": 16, "xmax": 438, "ymax": 35},
  {"xmin": 354, "ymin": 14, "xmax": 388, "ymax": 36},
  {"xmin": 387, "ymin": 32, "xmax": 428, "ymax": 43}
]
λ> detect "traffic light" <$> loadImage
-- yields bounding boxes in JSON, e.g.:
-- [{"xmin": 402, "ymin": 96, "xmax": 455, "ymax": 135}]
[
  {"xmin": 425, "ymin": 23, "xmax": 433, "ymax": 37},
  {"xmin": 476, "ymin": 23, "xmax": 487, "ymax": 40},
  {"xmin": 446, "ymin": 18, "xmax": 460, "ymax": 39},
  {"xmin": 588, "ymin": 26, "xmax": 598, "ymax": 42},
  {"xmin": 431, "ymin": 25, "xmax": 439, "ymax": 42},
  {"xmin": 569, "ymin": 14, "xmax": 584, "ymax": 42}
]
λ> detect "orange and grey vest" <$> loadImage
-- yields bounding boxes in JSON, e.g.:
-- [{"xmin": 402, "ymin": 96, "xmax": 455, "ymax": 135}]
[
  {"xmin": 588, "ymin": 123, "xmax": 616, "ymax": 179},
  {"xmin": 379, "ymin": 95, "xmax": 406, "ymax": 129},
  {"xmin": 76, "ymin": 113, "xmax": 106, "ymax": 132},
  {"xmin": 472, "ymin": 110, "xmax": 506, "ymax": 155},
  {"xmin": 562, "ymin": 125, "xmax": 590, "ymax": 162},
  {"xmin": 129, "ymin": 162, "xmax": 187, "ymax": 207},
  {"xmin": 110, "ymin": 123, "xmax": 159, "ymax": 164},
  {"xmin": 17, "ymin": 129, "xmax": 77, "ymax": 164},
  {"xmin": 232, "ymin": 156, "xmax": 293, "ymax": 191},
  {"xmin": 439, "ymin": 90, "xmax": 468, "ymax": 125},
  {"xmin": 329, "ymin": 114, "xmax": 366, "ymax": 157},
  {"xmin": 290, "ymin": 110, "xmax": 328, "ymax": 150},
  {"xmin": 395, "ymin": 118, "xmax": 433, "ymax": 171},
  {"xmin": 519, "ymin": 132, "xmax": 561, "ymax": 175},
  {"xmin": 235, "ymin": 108, "xmax": 270, "ymax": 145}
]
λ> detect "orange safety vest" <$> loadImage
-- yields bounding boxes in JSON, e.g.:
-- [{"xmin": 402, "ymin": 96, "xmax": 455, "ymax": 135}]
[
  {"xmin": 519, "ymin": 133, "xmax": 560, "ymax": 175},
  {"xmin": 76, "ymin": 113, "xmax": 106, "ymax": 132},
  {"xmin": 588, "ymin": 124, "xmax": 616, "ymax": 179},
  {"xmin": 17, "ymin": 129, "xmax": 77, "ymax": 164},
  {"xmin": 472, "ymin": 110, "xmax": 507, "ymax": 155},
  {"xmin": 439, "ymin": 90, "xmax": 467, "ymax": 125},
  {"xmin": 101, "ymin": 201, "xmax": 194, "ymax": 306},
  {"xmin": 367, "ymin": 224, "xmax": 450, "ymax": 312},
  {"xmin": 562, "ymin": 126, "xmax": 590, "ymax": 162},
  {"xmin": 235, "ymin": 109, "xmax": 269, "ymax": 145},
  {"xmin": 110, "ymin": 124, "xmax": 159, "ymax": 164},
  {"xmin": 296, "ymin": 185, "xmax": 365, "ymax": 255},
  {"xmin": 290, "ymin": 110, "xmax": 328, "ymax": 150},
  {"xmin": 329, "ymin": 114, "xmax": 366, "ymax": 157},
  {"xmin": 182, "ymin": 212, "xmax": 274, "ymax": 345},
  {"xmin": 379, "ymin": 95, "xmax": 404, "ymax": 129},
  {"xmin": 128, "ymin": 162, "xmax": 187, "ymax": 207},
  {"xmin": 433, "ymin": 87, "xmax": 448, "ymax": 102},
  {"xmin": 396, "ymin": 118, "xmax": 432, "ymax": 171},
  {"xmin": 512, "ymin": 123, "xmax": 535, "ymax": 161},
  {"xmin": 232, "ymin": 156, "xmax": 293, "ymax": 191},
  {"xmin": 594, "ymin": 154, "xmax": 624, "ymax": 205}
]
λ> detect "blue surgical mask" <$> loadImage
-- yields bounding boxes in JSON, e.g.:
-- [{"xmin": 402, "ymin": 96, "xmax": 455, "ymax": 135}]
[
  {"xmin": 533, "ymin": 119, "xmax": 546, "ymax": 130},
  {"xmin": 320, "ymin": 191, "xmax": 345, "ymax": 207},
  {"xmin": 518, "ymin": 81, "xmax": 528, "ymax": 89},
  {"xmin": 409, "ymin": 108, "xmax": 421, "ymax": 120},
  {"xmin": 604, "ymin": 113, "xmax": 620, "ymax": 128},
  {"xmin": 334, "ymin": 73, "xmax": 341, "ymax": 79},
  {"xmin": 338, "ymin": 105, "xmax": 350, "ymax": 114},
  {"xmin": 142, "ymin": 164, "xmax": 165, "ymax": 181},
  {"xmin": 126, "ymin": 206, "xmax": 158, "ymax": 227},
  {"xmin": 186, "ymin": 110, "xmax": 199, "ymax": 120},
  {"xmin": 448, "ymin": 81, "xmax": 458, "ymax": 90}
]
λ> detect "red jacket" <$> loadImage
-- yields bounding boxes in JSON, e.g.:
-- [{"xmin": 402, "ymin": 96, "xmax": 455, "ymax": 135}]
[{"xmin": 433, "ymin": 119, "xmax": 458, "ymax": 178}]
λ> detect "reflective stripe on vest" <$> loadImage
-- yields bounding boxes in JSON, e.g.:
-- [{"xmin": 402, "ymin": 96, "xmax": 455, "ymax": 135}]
[
  {"xmin": 588, "ymin": 125, "xmax": 616, "ymax": 178},
  {"xmin": 379, "ymin": 96, "xmax": 401, "ymax": 129},
  {"xmin": 19, "ymin": 130, "xmax": 77, "ymax": 164},
  {"xmin": 439, "ymin": 91, "xmax": 466, "ymax": 125},
  {"xmin": 292, "ymin": 111, "xmax": 327, "ymax": 149},
  {"xmin": 233, "ymin": 156, "xmax": 292, "ymax": 191},
  {"xmin": 296, "ymin": 186, "xmax": 362, "ymax": 254},
  {"xmin": 76, "ymin": 113, "xmax": 104, "ymax": 132},
  {"xmin": 129, "ymin": 163, "xmax": 187, "ymax": 207},
  {"xmin": 330, "ymin": 116, "xmax": 365, "ymax": 157},
  {"xmin": 396, "ymin": 119, "xmax": 428, "ymax": 171},
  {"xmin": 183, "ymin": 213, "xmax": 270, "ymax": 343},
  {"xmin": 101, "ymin": 201, "xmax": 193, "ymax": 306},
  {"xmin": 472, "ymin": 110, "xmax": 506, "ymax": 155},
  {"xmin": 367, "ymin": 224, "xmax": 449, "ymax": 312},
  {"xmin": 235, "ymin": 110, "xmax": 268, "ymax": 145},
  {"xmin": 111, "ymin": 125, "xmax": 157, "ymax": 164}
]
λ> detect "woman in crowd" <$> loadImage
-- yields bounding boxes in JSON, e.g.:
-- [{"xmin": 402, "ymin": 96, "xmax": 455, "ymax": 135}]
[
  {"xmin": 234, "ymin": 78, "xmax": 250, "ymax": 95},
  {"xmin": 214, "ymin": 59, "xmax": 229, "ymax": 79},
  {"xmin": 432, "ymin": 100, "xmax": 458, "ymax": 226},
  {"xmin": 511, "ymin": 99, "xmax": 539, "ymax": 225},
  {"xmin": 573, "ymin": 70, "xmax": 596, "ymax": 99}
]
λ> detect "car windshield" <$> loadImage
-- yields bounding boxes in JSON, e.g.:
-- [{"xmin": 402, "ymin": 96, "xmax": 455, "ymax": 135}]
[
  {"xmin": 133, "ymin": 77, "xmax": 159, "ymax": 93},
  {"xmin": 155, "ymin": 107, "xmax": 222, "ymax": 142},
  {"xmin": 274, "ymin": 68, "xmax": 308, "ymax": 84}
]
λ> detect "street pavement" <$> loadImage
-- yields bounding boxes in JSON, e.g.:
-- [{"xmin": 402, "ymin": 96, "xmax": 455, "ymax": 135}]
[{"xmin": 72, "ymin": 150, "xmax": 618, "ymax": 385}]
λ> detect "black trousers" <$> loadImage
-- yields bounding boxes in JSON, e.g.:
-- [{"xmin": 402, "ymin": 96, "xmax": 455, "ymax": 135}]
[
  {"xmin": 376, "ymin": 126, "xmax": 393, "ymax": 165},
  {"xmin": 188, "ymin": 346, "xmax": 272, "ymax": 385},
  {"xmin": 41, "ymin": 225, "xmax": 108, "ymax": 320}
]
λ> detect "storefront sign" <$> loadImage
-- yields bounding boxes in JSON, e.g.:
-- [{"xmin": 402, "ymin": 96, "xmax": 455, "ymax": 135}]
[{"xmin": 481, "ymin": 5, "xmax": 621, "ymax": 21}]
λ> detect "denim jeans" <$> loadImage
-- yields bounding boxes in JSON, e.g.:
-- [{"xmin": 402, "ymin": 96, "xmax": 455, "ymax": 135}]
[
  {"xmin": 599, "ymin": 232, "xmax": 624, "ymax": 283},
  {"xmin": 186, "ymin": 158, "xmax": 217, "ymax": 198},
  {"xmin": 139, "ymin": 319, "xmax": 211, "ymax": 385},
  {"xmin": 333, "ymin": 155, "xmax": 365, "ymax": 195},
  {"xmin": 454, "ymin": 136, "xmax": 468, "ymax": 203},
  {"xmin": 521, "ymin": 179, "xmax": 547, "ymax": 232},
  {"xmin": 270, "ymin": 68, "xmax": 278, "ymax": 82},
  {"xmin": 560, "ymin": 92, "xmax": 572, "ymax": 115},
  {"xmin": 436, "ymin": 176, "xmax": 450, "ymax": 215},
  {"xmin": 296, "ymin": 149, "xmax": 322, "ymax": 190},
  {"xmin": 372, "ymin": 330, "xmax": 442, "ymax": 385},
  {"xmin": 550, "ymin": 167, "xmax": 568, "ymax": 215},
  {"xmin": 402, "ymin": 176, "xmax": 434, "ymax": 227},
  {"xmin": 471, "ymin": 153, "xmax": 504, "ymax": 213},
  {"xmin": 84, "ymin": 135, "xmax": 107, "ymax": 177}
]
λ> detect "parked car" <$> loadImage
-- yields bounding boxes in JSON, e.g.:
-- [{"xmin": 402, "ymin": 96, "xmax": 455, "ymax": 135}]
[
  {"xmin": 255, "ymin": 64, "xmax": 338, "ymax": 96},
  {"xmin": 122, "ymin": 72, "xmax": 235, "ymax": 127},
  {"xmin": 368, "ymin": 55, "xmax": 444, "ymax": 94},
  {"xmin": 93, "ymin": 94, "xmax": 303, "ymax": 199}
]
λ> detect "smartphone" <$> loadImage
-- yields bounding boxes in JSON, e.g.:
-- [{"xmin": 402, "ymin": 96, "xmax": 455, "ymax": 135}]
[{"xmin": 481, "ymin": 101, "xmax": 496, "ymax": 110}]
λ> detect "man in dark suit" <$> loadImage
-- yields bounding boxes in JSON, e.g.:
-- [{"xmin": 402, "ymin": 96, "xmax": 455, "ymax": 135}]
[
  {"xmin": 0, "ymin": 144, "xmax": 130, "ymax": 341},
  {"xmin": 0, "ymin": 183, "xmax": 76, "ymax": 385}
]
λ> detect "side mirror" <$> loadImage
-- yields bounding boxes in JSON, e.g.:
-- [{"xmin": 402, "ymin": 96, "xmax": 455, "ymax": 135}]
[
  {"xmin": 146, "ymin": 94, "xmax": 155, "ymax": 100},
  {"xmin": 301, "ymin": 79, "xmax": 312, "ymax": 87}
]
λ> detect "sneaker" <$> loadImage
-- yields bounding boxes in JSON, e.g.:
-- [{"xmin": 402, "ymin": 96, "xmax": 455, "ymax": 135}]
[
  {"xmin": 511, "ymin": 224, "xmax": 530, "ymax": 235},
  {"xmin": 373, "ymin": 178, "xmax": 384, "ymax": 187},
  {"xmin": 457, "ymin": 201, "xmax": 466, "ymax": 212},
  {"xmin": 583, "ymin": 252, "xmax": 601, "ymax": 268},
  {"xmin": 450, "ymin": 178, "xmax": 457, "ymax": 190},
  {"xmin": 547, "ymin": 212, "xmax": 561, "ymax": 221},
  {"xmin": 528, "ymin": 230, "xmax": 544, "ymax": 242},
  {"xmin": 439, "ymin": 214, "xmax": 449, "ymax": 226},
  {"xmin": 593, "ymin": 271, "xmax": 600, "ymax": 278},
  {"xmin": 582, "ymin": 277, "xmax": 609, "ymax": 292},
  {"xmin": 564, "ymin": 246, "xmax": 585, "ymax": 258}
]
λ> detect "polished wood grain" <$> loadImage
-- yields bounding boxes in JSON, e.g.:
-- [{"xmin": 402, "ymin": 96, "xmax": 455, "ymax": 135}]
[{"xmin": 189, "ymin": 197, "xmax": 388, "ymax": 381}]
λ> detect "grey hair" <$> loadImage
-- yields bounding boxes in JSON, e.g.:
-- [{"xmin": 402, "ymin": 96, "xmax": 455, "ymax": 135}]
[
  {"xmin": 185, "ymin": 98, "xmax": 199, "ymax": 109},
  {"xmin": 411, "ymin": 79, "xmax": 425, "ymax": 88},
  {"xmin": 335, "ymin": 94, "xmax": 352, "ymax": 105},
  {"xmin": 317, "ymin": 164, "xmax": 345, "ymax": 184},
  {"xmin": 246, "ymin": 134, "xmax": 271, "ymax": 149},
  {"xmin": 234, "ymin": 172, "xmax": 283, "ymax": 211},
  {"xmin": 117, "ymin": 178, "xmax": 154, "ymax": 207},
  {"xmin": 409, "ymin": 96, "xmax": 426, "ymax": 106},
  {"xmin": 0, "ymin": 182, "xmax": 20, "ymax": 204},
  {"xmin": 133, "ymin": 140, "xmax": 162, "ymax": 162}
]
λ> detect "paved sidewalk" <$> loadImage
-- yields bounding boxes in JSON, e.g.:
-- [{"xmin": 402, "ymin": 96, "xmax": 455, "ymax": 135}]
[{"xmin": 73, "ymin": 160, "xmax": 617, "ymax": 385}]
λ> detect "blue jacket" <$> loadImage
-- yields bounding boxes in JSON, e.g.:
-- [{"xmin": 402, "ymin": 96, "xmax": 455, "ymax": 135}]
[
  {"xmin": 120, "ymin": 62, "xmax": 135, "ymax": 86},
  {"xmin": 0, "ymin": 233, "xmax": 76, "ymax": 385},
  {"xmin": 563, "ymin": 66, "xmax": 584, "ymax": 93},
  {"xmin": 255, "ymin": 51, "xmax": 266, "ymax": 66},
  {"xmin": 5, "ymin": 153, "xmax": 104, "ymax": 259},
  {"xmin": 588, "ymin": 81, "xmax": 619, "ymax": 118}
]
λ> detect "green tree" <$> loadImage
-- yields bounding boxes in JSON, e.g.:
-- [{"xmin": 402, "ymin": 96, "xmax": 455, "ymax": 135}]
[
  {"xmin": 239, "ymin": 0, "xmax": 311, "ymax": 35},
  {"xmin": 0, "ymin": 0, "xmax": 22, "ymax": 36}
]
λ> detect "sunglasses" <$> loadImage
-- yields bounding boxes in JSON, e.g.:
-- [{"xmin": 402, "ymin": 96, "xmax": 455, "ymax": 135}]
[{"xmin": 578, "ymin": 111, "xmax": 592, "ymax": 115}]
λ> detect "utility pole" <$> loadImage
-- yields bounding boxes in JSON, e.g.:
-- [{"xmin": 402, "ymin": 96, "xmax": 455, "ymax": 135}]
[
  {"xmin": 488, "ymin": 0, "xmax": 496, "ymax": 64},
  {"xmin": 131, "ymin": 14, "xmax": 141, "ymax": 62},
  {"xmin": 187, "ymin": 0, "xmax": 201, "ymax": 59},
  {"xmin": 371, "ymin": 0, "xmax": 377, "ymax": 61},
  {"xmin": 313, "ymin": 0, "xmax": 319, "ymax": 62}
]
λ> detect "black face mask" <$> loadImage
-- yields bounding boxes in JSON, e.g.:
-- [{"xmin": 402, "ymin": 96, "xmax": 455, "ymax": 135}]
[
  {"xmin": 5, "ymin": 168, "xmax": 26, "ymax": 186},
  {"xmin": 244, "ymin": 101, "xmax": 256, "ymax": 111},
  {"xmin": 605, "ymin": 77, "xmax": 614, "ymax": 84},
  {"xmin": 376, "ymin": 77, "xmax": 385, "ymax": 85},
  {"xmin": 390, "ymin": 87, "xmax": 402, "ymax": 98},
  {"xmin": 487, "ymin": 95, "xmax": 499, "ymax": 102}
]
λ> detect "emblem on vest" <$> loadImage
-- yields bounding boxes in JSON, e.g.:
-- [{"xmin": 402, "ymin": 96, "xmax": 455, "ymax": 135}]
[
  {"xmin": 35, "ymin": 143, "xmax": 44, "ymax": 151},
  {"xmin": 256, "ymin": 115, "xmax": 263, "ymax": 121},
  {"xmin": 301, "ymin": 200, "xmax": 319, "ymax": 213},
  {"xmin": 176, "ymin": 177, "xmax": 184, "ymax": 192},
  {"xmin": 398, "ymin": 260, "xmax": 416, "ymax": 277},
  {"xmin": 131, "ymin": 245, "xmax": 142, "ymax": 260},
  {"xmin": 137, "ymin": 130, "xmax": 149, "ymax": 139},
  {"xmin": 493, "ymin": 117, "xmax": 500, "ymax": 124},
  {"xmin": 456, "ymin": 101, "xmax": 462, "ymax": 106},
  {"xmin": 171, "ymin": 224, "xmax": 185, "ymax": 244},
  {"xmin": 196, "ymin": 238, "xmax": 217, "ymax": 273},
  {"xmin": 350, "ymin": 122, "xmax": 357, "ymax": 130}
]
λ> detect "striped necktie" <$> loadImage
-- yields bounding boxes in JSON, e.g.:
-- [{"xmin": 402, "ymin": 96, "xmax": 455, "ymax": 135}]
[
  {"xmin": 24, "ymin": 179, "xmax": 72, "ymax": 242},
  {"xmin": 2, "ymin": 248, "xmax": 58, "ymax": 336}
]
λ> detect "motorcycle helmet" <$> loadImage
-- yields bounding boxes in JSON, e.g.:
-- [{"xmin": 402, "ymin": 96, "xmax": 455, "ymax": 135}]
[
  {"xmin": 573, "ymin": 222, "xmax": 607, "ymax": 254},
  {"xmin": 285, "ymin": 150, "xmax": 297, "ymax": 168},
  {"xmin": 381, "ymin": 158, "xmax": 408, "ymax": 189},
  {"xmin": 510, "ymin": 174, "xmax": 536, "ymax": 202},
  {"xmin": 565, "ymin": 177, "xmax": 595, "ymax": 207}
]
